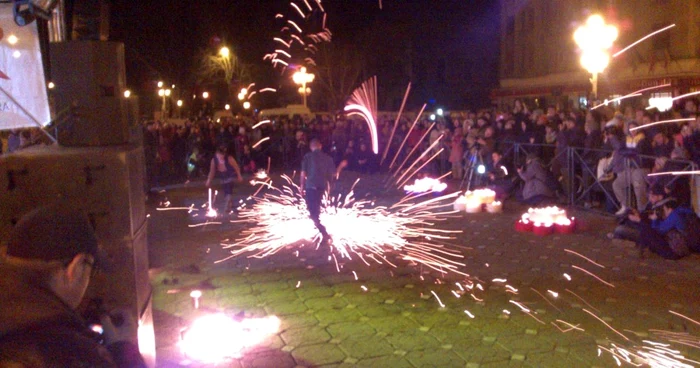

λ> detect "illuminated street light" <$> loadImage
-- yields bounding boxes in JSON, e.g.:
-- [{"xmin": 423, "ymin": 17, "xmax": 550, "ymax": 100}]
[
  {"xmin": 158, "ymin": 89, "xmax": 165, "ymax": 97},
  {"xmin": 574, "ymin": 14, "xmax": 618, "ymax": 99},
  {"xmin": 202, "ymin": 91, "xmax": 210, "ymax": 99},
  {"xmin": 243, "ymin": 101, "xmax": 251, "ymax": 110},
  {"xmin": 219, "ymin": 46, "xmax": 230, "ymax": 59},
  {"xmin": 292, "ymin": 66, "xmax": 315, "ymax": 108},
  {"xmin": 123, "ymin": 90, "xmax": 131, "ymax": 98},
  {"xmin": 225, "ymin": 104, "xmax": 231, "ymax": 110},
  {"xmin": 172, "ymin": 84, "xmax": 176, "ymax": 89},
  {"xmin": 165, "ymin": 89, "xmax": 171, "ymax": 97},
  {"xmin": 157, "ymin": 81, "xmax": 164, "ymax": 88},
  {"xmin": 437, "ymin": 108, "xmax": 444, "ymax": 116},
  {"xmin": 8, "ymin": 34, "xmax": 18, "ymax": 45},
  {"xmin": 177, "ymin": 100, "xmax": 183, "ymax": 107},
  {"xmin": 47, "ymin": 82, "xmax": 55, "ymax": 90},
  {"xmin": 430, "ymin": 114, "xmax": 436, "ymax": 121}
]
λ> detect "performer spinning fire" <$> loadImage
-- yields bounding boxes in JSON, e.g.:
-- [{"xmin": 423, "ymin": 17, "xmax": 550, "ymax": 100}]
[
  {"xmin": 206, "ymin": 144, "xmax": 243, "ymax": 213},
  {"xmin": 300, "ymin": 138, "xmax": 346, "ymax": 245}
]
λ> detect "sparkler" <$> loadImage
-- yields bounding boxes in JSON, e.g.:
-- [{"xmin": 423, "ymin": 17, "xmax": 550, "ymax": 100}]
[
  {"xmin": 217, "ymin": 175, "xmax": 467, "ymax": 276},
  {"xmin": 344, "ymin": 76, "xmax": 379, "ymax": 154}
]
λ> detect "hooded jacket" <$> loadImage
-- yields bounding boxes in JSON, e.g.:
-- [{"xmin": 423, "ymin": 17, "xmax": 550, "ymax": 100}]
[{"xmin": 0, "ymin": 265, "xmax": 142, "ymax": 368}]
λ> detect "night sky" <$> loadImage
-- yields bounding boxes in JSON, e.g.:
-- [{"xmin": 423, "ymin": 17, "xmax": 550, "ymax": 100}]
[{"xmin": 108, "ymin": 0, "xmax": 500, "ymax": 111}]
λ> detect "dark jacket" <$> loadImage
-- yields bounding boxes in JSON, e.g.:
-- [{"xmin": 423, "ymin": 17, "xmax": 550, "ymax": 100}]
[
  {"xmin": 0, "ymin": 265, "xmax": 143, "ymax": 368},
  {"xmin": 518, "ymin": 158, "xmax": 554, "ymax": 200}
]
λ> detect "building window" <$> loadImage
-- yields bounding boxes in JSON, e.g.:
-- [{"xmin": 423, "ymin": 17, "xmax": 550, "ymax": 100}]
[{"xmin": 652, "ymin": 23, "xmax": 670, "ymax": 50}]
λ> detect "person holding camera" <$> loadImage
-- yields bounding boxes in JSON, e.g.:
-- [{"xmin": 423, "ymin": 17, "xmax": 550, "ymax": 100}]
[
  {"xmin": 626, "ymin": 197, "xmax": 698, "ymax": 259},
  {"xmin": 0, "ymin": 204, "xmax": 145, "ymax": 367}
]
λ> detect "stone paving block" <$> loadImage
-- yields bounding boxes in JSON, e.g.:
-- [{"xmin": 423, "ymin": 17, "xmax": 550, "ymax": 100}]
[
  {"xmin": 337, "ymin": 336, "xmax": 394, "ymax": 360},
  {"xmin": 326, "ymin": 321, "xmax": 375, "ymax": 340},
  {"xmin": 313, "ymin": 308, "xmax": 363, "ymax": 325},
  {"xmin": 406, "ymin": 349, "xmax": 467, "ymax": 367},
  {"xmin": 241, "ymin": 351, "xmax": 296, "ymax": 368},
  {"xmin": 279, "ymin": 313, "xmax": 319, "ymax": 330},
  {"xmin": 304, "ymin": 296, "xmax": 348, "ymax": 311},
  {"xmin": 351, "ymin": 355, "xmax": 414, "ymax": 368},
  {"xmin": 291, "ymin": 343, "xmax": 346, "ymax": 366},
  {"xmin": 295, "ymin": 286, "xmax": 336, "ymax": 300},
  {"xmin": 496, "ymin": 334, "xmax": 556, "ymax": 354},
  {"xmin": 384, "ymin": 331, "xmax": 442, "ymax": 351},
  {"xmin": 366, "ymin": 316, "xmax": 421, "ymax": 334},
  {"xmin": 264, "ymin": 300, "xmax": 309, "ymax": 316},
  {"xmin": 281, "ymin": 326, "xmax": 331, "ymax": 347}
]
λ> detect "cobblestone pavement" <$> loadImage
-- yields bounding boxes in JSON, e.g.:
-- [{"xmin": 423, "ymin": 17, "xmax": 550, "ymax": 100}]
[{"xmin": 148, "ymin": 174, "xmax": 700, "ymax": 368}]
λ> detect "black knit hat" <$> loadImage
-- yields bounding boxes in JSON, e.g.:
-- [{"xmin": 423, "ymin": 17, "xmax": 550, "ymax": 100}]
[{"xmin": 5, "ymin": 204, "xmax": 112, "ymax": 272}]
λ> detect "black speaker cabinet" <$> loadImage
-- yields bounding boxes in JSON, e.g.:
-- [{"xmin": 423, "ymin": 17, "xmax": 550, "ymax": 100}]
[{"xmin": 50, "ymin": 41, "xmax": 129, "ymax": 147}]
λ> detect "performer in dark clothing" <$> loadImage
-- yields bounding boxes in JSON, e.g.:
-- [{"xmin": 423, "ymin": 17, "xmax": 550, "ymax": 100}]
[
  {"xmin": 206, "ymin": 144, "xmax": 243, "ymax": 213},
  {"xmin": 0, "ymin": 204, "xmax": 145, "ymax": 367},
  {"xmin": 300, "ymin": 138, "xmax": 346, "ymax": 244}
]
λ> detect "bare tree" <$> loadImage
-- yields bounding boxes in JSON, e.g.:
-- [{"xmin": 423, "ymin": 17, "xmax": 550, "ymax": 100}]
[
  {"xmin": 313, "ymin": 43, "xmax": 365, "ymax": 112},
  {"xmin": 195, "ymin": 48, "xmax": 253, "ymax": 95}
]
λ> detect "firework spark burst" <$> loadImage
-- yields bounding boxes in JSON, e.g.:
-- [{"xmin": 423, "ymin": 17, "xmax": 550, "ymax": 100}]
[
  {"xmin": 217, "ymin": 175, "xmax": 467, "ymax": 276},
  {"xmin": 344, "ymin": 76, "xmax": 380, "ymax": 154}
]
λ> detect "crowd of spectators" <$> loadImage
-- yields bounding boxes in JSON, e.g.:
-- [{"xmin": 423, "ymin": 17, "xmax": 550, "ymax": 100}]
[{"xmin": 139, "ymin": 98, "xmax": 699, "ymax": 211}]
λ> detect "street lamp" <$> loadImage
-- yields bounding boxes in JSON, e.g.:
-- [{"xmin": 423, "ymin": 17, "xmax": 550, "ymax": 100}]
[
  {"xmin": 157, "ymin": 81, "xmax": 164, "ymax": 88},
  {"xmin": 574, "ymin": 14, "xmax": 618, "ymax": 100},
  {"xmin": 292, "ymin": 66, "xmax": 315, "ymax": 108},
  {"xmin": 243, "ymin": 101, "xmax": 251, "ymax": 110},
  {"xmin": 225, "ymin": 104, "xmax": 230, "ymax": 110},
  {"xmin": 123, "ymin": 90, "xmax": 131, "ymax": 98},
  {"xmin": 158, "ymin": 88, "xmax": 172, "ymax": 117},
  {"xmin": 202, "ymin": 91, "xmax": 209, "ymax": 99},
  {"xmin": 47, "ymin": 82, "xmax": 55, "ymax": 90},
  {"xmin": 177, "ymin": 100, "xmax": 183, "ymax": 107},
  {"xmin": 219, "ymin": 46, "xmax": 230, "ymax": 59}
]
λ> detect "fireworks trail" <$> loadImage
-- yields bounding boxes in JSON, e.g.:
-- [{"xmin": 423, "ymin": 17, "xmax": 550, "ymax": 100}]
[
  {"xmin": 252, "ymin": 137, "xmax": 270, "ymax": 149},
  {"xmin": 613, "ymin": 24, "xmax": 676, "ymax": 58},
  {"xmin": 389, "ymin": 103, "xmax": 428, "ymax": 169},
  {"xmin": 648, "ymin": 170, "xmax": 700, "ymax": 177},
  {"xmin": 571, "ymin": 265, "xmax": 615, "ymax": 288},
  {"xmin": 391, "ymin": 121, "xmax": 436, "ymax": 179},
  {"xmin": 629, "ymin": 118, "xmax": 695, "ymax": 132},
  {"xmin": 673, "ymin": 90, "xmax": 700, "ymax": 101},
  {"xmin": 565, "ymin": 288, "xmax": 600, "ymax": 313},
  {"xmin": 381, "ymin": 82, "xmax": 411, "ymax": 165},
  {"xmin": 583, "ymin": 308, "xmax": 630, "ymax": 341},
  {"xmin": 564, "ymin": 249, "xmax": 605, "ymax": 268},
  {"xmin": 265, "ymin": 0, "xmax": 331, "ymax": 71},
  {"xmin": 217, "ymin": 175, "xmax": 467, "ymax": 276},
  {"xmin": 591, "ymin": 84, "xmax": 672, "ymax": 112},
  {"xmin": 252, "ymin": 120, "xmax": 271, "ymax": 129},
  {"xmin": 591, "ymin": 93, "xmax": 641, "ymax": 110},
  {"xmin": 344, "ymin": 76, "xmax": 379, "ymax": 154}
]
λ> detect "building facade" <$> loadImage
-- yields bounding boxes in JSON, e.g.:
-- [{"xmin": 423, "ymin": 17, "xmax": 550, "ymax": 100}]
[{"xmin": 493, "ymin": 0, "xmax": 700, "ymax": 110}]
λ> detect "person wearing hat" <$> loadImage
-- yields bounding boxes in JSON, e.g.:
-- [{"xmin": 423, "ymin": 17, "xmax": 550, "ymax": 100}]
[
  {"xmin": 516, "ymin": 152, "xmax": 555, "ymax": 205},
  {"xmin": 609, "ymin": 183, "xmax": 667, "ymax": 242},
  {"xmin": 0, "ymin": 204, "xmax": 145, "ymax": 367},
  {"xmin": 626, "ymin": 197, "xmax": 698, "ymax": 259}
]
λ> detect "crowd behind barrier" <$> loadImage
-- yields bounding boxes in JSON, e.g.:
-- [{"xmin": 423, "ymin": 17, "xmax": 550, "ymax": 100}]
[{"xmin": 2, "ymin": 99, "xmax": 699, "ymax": 215}]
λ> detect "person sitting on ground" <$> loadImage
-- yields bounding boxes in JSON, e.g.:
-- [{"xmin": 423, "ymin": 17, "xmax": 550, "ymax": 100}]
[
  {"xmin": 0, "ymin": 204, "xmax": 145, "ymax": 367},
  {"xmin": 627, "ymin": 197, "xmax": 698, "ymax": 259},
  {"xmin": 516, "ymin": 152, "xmax": 555, "ymax": 205},
  {"xmin": 610, "ymin": 183, "xmax": 666, "ymax": 242}
]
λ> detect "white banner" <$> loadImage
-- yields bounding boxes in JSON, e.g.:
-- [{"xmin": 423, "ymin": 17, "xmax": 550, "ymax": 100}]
[{"xmin": 0, "ymin": 3, "xmax": 51, "ymax": 130}]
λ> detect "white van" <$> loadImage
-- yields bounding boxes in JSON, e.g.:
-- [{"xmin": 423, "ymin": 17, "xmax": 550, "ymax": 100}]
[{"xmin": 258, "ymin": 104, "xmax": 312, "ymax": 119}]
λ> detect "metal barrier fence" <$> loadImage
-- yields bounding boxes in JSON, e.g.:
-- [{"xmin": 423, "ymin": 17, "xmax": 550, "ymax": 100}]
[{"xmin": 501, "ymin": 143, "xmax": 698, "ymax": 213}]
